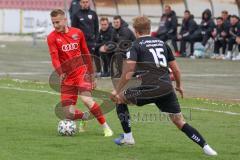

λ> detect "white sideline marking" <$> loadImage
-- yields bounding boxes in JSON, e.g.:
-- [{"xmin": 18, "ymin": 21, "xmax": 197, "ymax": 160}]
[
  {"xmin": 0, "ymin": 86, "xmax": 59, "ymax": 95},
  {"xmin": 182, "ymin": 107, "xmax": 240, "ymax": 116},
  {"xmin": 1, "ymin": 86, "xmax": 240, "ymax": 116},
  {"xmin": 0, "ymin": 61, "xmax": 51, "ymax": 64},
  {"xmin": 182, "ymin": 74, "xmax": 240, "ymax": 77},
  {"xmin": 0, "ymin": 72, "xmax": 50, "ymax": 76}
]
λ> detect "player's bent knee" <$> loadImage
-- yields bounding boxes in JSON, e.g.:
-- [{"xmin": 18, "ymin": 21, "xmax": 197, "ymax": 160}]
[
  {"xmin": 62, "ymin": 105, "xmax": 76, "ymax": 120},
  {"xmin": 169, "ymin": 114, "xmax": 185, "ymax": 129},
  {"xmin": 80, "ymin": 96, "xmax": 95, "ymax": 108}
]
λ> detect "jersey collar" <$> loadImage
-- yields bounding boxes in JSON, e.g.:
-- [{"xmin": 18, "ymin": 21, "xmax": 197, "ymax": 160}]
[{"xmin": 139, "ymin": 35, "xmax": 151, "ymax": 38}]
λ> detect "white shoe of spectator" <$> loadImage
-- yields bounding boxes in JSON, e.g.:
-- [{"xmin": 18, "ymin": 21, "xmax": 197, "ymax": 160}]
[
  {"xmin": 219, "ymin": 54, "xmax": 225, "ymax": 60},
  {"xmin": 215, "ymin": 54, "xmax": 224, "ymax": 60},
  {"xmin": 190, "ymin": 55, "xmax": 196, "ymax": 59},
  {"xmin": 95, "ymin": 72, "xmax": 101, "ymax": 78},
  {"xmin": 232, "ymin": 54, "xmax": 240, "ymax": 61},
  {"xmin": 210, "ymin": 54, "xmax": 217, "ymax": 59},
  {"xmin": 224, "ymin": 51, "xmax": 232, "ymax": 60}
]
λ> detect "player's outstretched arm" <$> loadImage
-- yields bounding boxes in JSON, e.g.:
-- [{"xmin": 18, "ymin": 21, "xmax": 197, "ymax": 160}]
[
  {"xmin": 169, "ymin": 60, "xmax": 184, "ymax": 98},
  {"xmin": 111, "ymin": 60, "xmax": 136, "ymax": 104},
  {"xmin": 116, "ymin": 60, "xmax": 136, "ymax": 93},
  {"xmin": 79, "ymin": 31, "xmax": 95, "ymax": 80},
  {"xmin": 47, "ymin": 36, "xmax": 62, "ymax": 75}
]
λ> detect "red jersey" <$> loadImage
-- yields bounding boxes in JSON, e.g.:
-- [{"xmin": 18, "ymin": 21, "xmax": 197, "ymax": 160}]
[{"xmin": 47, "ymin": 27, "xmax": 93, "ymax": 75}]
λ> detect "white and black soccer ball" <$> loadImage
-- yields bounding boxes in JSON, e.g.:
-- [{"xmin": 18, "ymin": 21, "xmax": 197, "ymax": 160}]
[{"xmin": 57, "ymin": 119, "xmax": 77, "ymax": 136}]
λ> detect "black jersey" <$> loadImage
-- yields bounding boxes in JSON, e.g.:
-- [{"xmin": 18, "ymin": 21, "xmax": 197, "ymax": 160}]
[{"xmin": 126, "ymin": 36, "xmax": 175, "ymax": 86}]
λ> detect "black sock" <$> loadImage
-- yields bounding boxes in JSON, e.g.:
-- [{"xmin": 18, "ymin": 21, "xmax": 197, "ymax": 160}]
[
  {"xmin": 116, "ymin": 103, "xmax": 131, "ymax": 133},
  {"xmin": 181, "ymin": 123, "xmax": 206, "ymax": 148}
]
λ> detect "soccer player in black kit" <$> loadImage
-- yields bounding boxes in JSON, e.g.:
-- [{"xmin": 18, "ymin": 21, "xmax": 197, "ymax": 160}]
[{"xmin": 111, "ymin": 16, "xmax": 217, "ymax": 156}]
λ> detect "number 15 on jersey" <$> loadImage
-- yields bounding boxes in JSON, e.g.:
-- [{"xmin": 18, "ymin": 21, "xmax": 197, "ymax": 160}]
[{"xmin": 149, "ymin": 48, "xmax": 167, "ymax": 68}]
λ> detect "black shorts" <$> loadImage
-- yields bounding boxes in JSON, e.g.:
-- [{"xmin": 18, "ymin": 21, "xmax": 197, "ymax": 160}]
[{"xmin": 124, "ymin": 86, "xmax": 181, "ymax": 114}]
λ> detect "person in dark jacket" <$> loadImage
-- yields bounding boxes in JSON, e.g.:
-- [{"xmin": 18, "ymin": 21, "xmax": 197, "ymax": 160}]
[
  {"xmin": 156, "ymin": 14, "xmax": 168, "ymax": 40},
  {"xmin": 199, "ymin": 9, "xmax": 215, "ymax": 46},
  {"xmin": 157, "ymin": 5, "xmax": 179, "ymax": 56},
  {"xmin": 178, "ymin": 10, "xmax": 198, "ymax": 56},
  {"xmin": 71, "ymin": 0, "xmax": 101, "ymax": 76},
  {"xmin": 225, "ymin": 15, "xmax": 240, "ymax": 60},
  {"xmin": 221, "ymin": 10, "xmax": 231, "ymax": 31},
  {"xmin": 96, "ymin": 17, "xmax": 114, "ymax": 77},
  {"xmin": 69, "ymin": 0, "xmax": 80, "ymax": 22},
  {"xmin": 211, "ymin": 17, "xmax": 228, "ymax": 59},
  {"xmin": 111, "ymin": 15, "xmax": 136, "ymax": 78},
  {"xmin": 111, "ymin": 15, "xmax": 136, "ymax": 43}
]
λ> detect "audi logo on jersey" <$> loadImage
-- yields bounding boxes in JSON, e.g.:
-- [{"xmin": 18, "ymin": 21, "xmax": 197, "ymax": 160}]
[{"xmin": 61, "ymin": 43, "xmax": 79, "ymax": 52}]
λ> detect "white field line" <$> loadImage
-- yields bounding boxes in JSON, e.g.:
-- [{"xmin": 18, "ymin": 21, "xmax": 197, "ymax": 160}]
[
  {"xmin": 0, "ymin": 61, "xmax": 52, "ymax": 64},
  {"xmin": 182, "ymin": 107, "xmax": 240, "ymax": 116},
  {"xmin": 182, "ymin": 74, "xmax": 240, "ymax": 77},
  {"xmin": 0, "ymin": 72, "xmax": 50, "ymax": 76},
  {"xmin": 0, "ymin": 86, "xmax": 59, "ymax": 95},
  {"xmin": 0, "ymin": 72, "xmax": 240, "ymax": 77},
  {"xmin": 0, "ymin": 85, "xmax": 240, "ymax": 116}
]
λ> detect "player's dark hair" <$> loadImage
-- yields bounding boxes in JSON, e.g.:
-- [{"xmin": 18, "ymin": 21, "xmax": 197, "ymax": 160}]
[
  {"xmin": 222, "ymin": 10, "xmax": 228, "ymax": 14},
  {"xmin": 113, "ymin": 15, "xmax": 122, "ymax": 20},
  {"xmin": 231, "ymin": 15, "xmax": 239, "ymax": 20},
  {"xmin": 133, "ymin": 16, "xmax": 151, "ymax": 35},
  {"xmin": 230, "ymin": 14, "xmax": 240, "ymax": 20},
  {"xmin": 50, "ymin": 9, "xmax": 65, "ymax": 17},
  {"xmin": 184, "ymin": 10, "xmax": 190, "ymax": 14},
  {"xmin": 216, "ymin": 17, "xmax": 223, "ymax": 21}
]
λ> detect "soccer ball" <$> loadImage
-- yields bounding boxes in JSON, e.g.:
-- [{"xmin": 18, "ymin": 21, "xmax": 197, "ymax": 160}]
[{"xmin": 57, "ymin": 119, "xmax": 77, "ymax": 136}]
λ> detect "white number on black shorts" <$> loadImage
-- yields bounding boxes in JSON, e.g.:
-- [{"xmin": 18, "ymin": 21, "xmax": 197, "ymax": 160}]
[{"xmin": 149, "ymin": 48, "xmax": 167, "ymax": 68}]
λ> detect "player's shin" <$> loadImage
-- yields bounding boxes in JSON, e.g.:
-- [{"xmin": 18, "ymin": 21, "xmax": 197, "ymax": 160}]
[
  {"xmin": 90, "ymin": 102, "xmax": 106, "ymax": 125},
  {"xmin": 116, "ymin": 104, "xmax": 131, "ymax": 134},
  {"xmin": 73, "ymin": 108, "xmax": 84, "ymax": 120},
  {"xmin": 181, "ymin": 123, "xmax": 206, "ymax": 148},
  {"xmin": 181, "ymin": 123, "xmax": 217, "ymax": 155},
  {"xmin": 90, "ymin": 102, "xmax": 113, "ymax": 137},
  {"xmin": 61, "ymin": 104, "xmax": 84, "ymax": 120}
]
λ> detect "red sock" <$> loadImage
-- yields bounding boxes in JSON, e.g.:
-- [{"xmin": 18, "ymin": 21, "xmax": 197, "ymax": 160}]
[
  {"xmin": 90, "ymin": 103, "xmax": 106, "ymax": 125},
  {"xmin": 64, "ymin": 105, "xmax": 84, "ymax": 120},
  {"xmin": 74, "ymin": 109, "xmax": 84, "ymax": 120}
]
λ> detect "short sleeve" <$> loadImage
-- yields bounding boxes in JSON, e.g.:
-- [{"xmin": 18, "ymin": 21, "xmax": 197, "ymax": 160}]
[
  {"xmin": 165, "ymin": 44, "xmax": 175, "ymax": 62},
  {"xmin": 125, "ymin": 44, "xmax": 138, "ymax": 61}
]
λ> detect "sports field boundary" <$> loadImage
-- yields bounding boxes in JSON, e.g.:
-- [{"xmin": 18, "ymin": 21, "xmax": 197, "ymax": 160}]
[{"xmin": 1, "ymin": 85, "xmax": 239, "ymax": 116}]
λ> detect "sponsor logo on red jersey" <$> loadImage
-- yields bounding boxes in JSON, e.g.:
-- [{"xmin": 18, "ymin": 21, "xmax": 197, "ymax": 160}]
[
  {"xmin": 61, "ymin": 43, "xmax": 79, "ymax": 52},
  {"xmin": 72, "ymin": 34, "xmax": 79, "ymax": 40}
]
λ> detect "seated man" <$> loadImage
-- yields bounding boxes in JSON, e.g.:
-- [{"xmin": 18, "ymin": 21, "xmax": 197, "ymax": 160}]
[
  {"xmin": 111, "ymin": 15, "xmax": 136, "ymax": 77},
  {"xmin": 178, "ymin": 10, "xmax": 198, "ymax": 57},
  {"xmin": 156, "ymin": 5, "xmax": 180, "ymax": 56},
  {"xmin": 211, "ymin": 17, "xmax": 228, "ymax": 59},
  {"xmin": 96, "ymin": 17, "xmax": 113, "ymax": 77},
  {"xmin": 199, "ymin": 9, "xmax": 216, "ymax": 47},
  {"xmin": 226, "ymin": 15, "xmax": 240, "ymax": 60}
]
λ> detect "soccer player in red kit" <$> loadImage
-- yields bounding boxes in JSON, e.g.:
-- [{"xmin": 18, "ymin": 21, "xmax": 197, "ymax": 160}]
[{"xmin": 47, "ymin": 9, "xmax": 113, "ymax": 137}]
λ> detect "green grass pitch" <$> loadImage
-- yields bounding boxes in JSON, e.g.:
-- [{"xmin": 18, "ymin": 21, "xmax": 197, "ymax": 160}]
[{"xmin": 0, "ymin": 78, "xmax": 239, "ymax": 160}]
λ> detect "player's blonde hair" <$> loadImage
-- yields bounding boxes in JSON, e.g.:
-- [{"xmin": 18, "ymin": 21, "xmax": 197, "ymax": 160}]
[
  {"xmin": 132, "ymin": 16, "xmax": 151, "ymax": 35},
  {"xmin": 50, "ymin": 9, "xmax": 65, "ymax": 17},
  {"xmin": 100, "ymin": 16, "xmax": 109, "ymax": 22}
]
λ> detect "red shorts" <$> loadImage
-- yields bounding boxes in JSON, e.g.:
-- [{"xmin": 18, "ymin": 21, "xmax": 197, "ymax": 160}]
[{"xmin": 61, "ymin": 66, "xmax": 92, "ymax": 106}]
